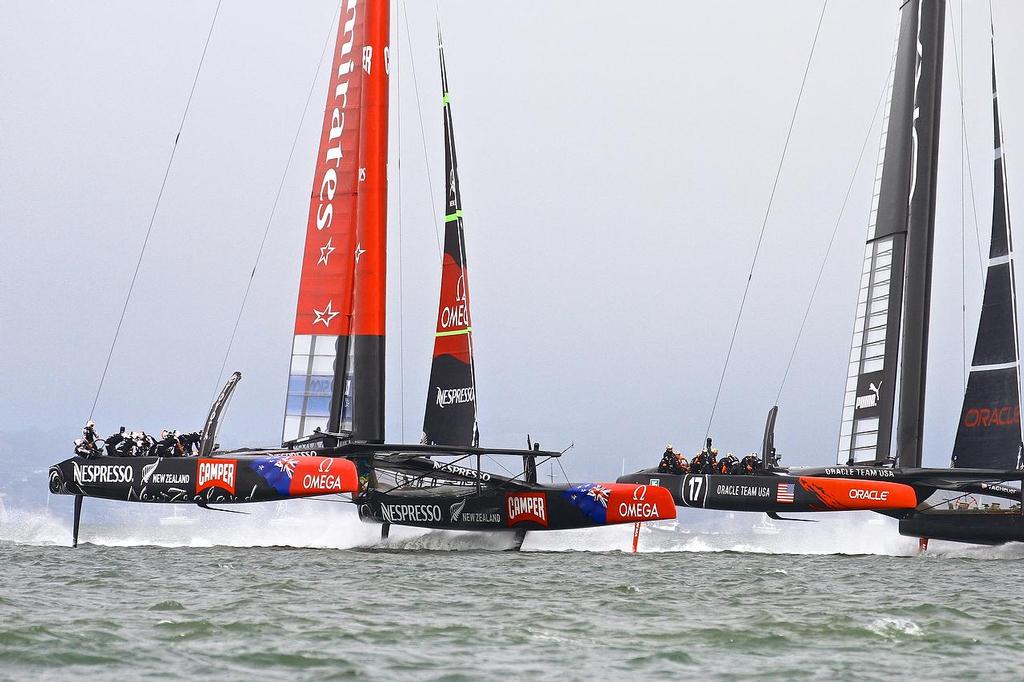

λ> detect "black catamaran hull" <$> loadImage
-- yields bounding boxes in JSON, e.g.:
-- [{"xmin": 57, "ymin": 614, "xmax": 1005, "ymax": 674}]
[
  {"xmin": 618, "ymin": 466, "xmax": 1024, "ymax": 516},
  {"xmin": 48, "ymin": 454, "xmax": 359, "ymax": 504},
  {"xmin": 899, "ymin": 512, "xmax": 1024, "ymax": 545},
  {"xmin": 359, "ymin": 481, "xmax": 677, "ymax": 532},
  {"xmin": 617, "ymin": 470, "xmax": 918, "ymax": 514}
]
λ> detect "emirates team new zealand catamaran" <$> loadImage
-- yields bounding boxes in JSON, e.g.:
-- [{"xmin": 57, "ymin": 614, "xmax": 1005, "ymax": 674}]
[
  {"xmin": 48, "ymin": 0, "xmax": 675, "ymax": 547},
  {"xmin": 620, "ymin": 0, "xmax": 1024, "ymax": 546}
]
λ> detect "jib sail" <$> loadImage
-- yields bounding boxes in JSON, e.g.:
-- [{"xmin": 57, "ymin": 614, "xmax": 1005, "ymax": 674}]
[
  {"xmin": 838, "ymin": 0, "xmax": 944, "ymax": 467},
  {"xmin": 284, "ymin": 0, "xmax": 390, "ymax": 443},
  {"xmin": 951, "ymin": 29, "xmax": 1022, "ymax": 470},
  {"xmin": 421, "ymin": 33, "xmax": 479, "ymax": 447}
]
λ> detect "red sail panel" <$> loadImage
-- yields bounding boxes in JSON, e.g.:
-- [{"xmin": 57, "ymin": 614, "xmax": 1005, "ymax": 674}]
[
  {"xmin": 294, "ymin": 3, "xmax": 365, "ymax": 337},
  {"xmin": 433, "ymin": 254, "xmax": 472, "ymax": 360},
  {"xmin": 351, "ymin": 0, "xmax": 389, "ymax": 337}
]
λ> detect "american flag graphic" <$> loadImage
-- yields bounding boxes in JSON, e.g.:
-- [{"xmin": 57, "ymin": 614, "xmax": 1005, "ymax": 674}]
[{"xmin": 776, "ymin": 483, "xmax": 795, "ymax": 503}]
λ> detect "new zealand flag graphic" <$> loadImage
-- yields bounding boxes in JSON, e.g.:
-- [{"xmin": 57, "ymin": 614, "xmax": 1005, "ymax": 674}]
[
  {"xmin": 250, "ymin": 456, "xmax": 299, "ymax": 495},
  {"xmin": 563, "ymin": 483, "xmax": 611, "ymax": 525}
]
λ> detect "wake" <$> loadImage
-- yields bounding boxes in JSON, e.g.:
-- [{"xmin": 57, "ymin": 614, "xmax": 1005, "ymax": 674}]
[{"xmin": 4, "ymin": 500, "xmax": 1024, "ymax": 559}]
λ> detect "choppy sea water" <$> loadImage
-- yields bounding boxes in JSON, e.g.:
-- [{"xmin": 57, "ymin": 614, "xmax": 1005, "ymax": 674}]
[{"xmin": 2, "ymin": 502, "xmax": 1023, "ymax": 680}]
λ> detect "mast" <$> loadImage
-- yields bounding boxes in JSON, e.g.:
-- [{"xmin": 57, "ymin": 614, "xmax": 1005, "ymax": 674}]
[
  {"xmin": 895, "ymin": 0, "xmax": 944, "ymax": 469},
  {"xmin": 283, "ymin": 0, "xmax": 389, "ymax": 443},
  {"xmin": 838, "ymin": 0, "xmax": 944, "ymax": 467},
  {"xmin": 951, "ymin": 23, "xmax": 1022, "ymax": 470},
  {"xmin": 421, "ymin": 30, "xmax": 479, "ymax": 446},
  {"xmin": 347, "ymin": 0, "xmax": 390, "ymax": 442}
]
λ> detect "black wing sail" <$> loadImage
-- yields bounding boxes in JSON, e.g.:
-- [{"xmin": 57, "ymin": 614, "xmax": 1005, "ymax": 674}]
[
  {"xmin": 421, "ymin": 32, "xmax": 479, "ymax": 447},
  {"xmin": 838, "ymin": 0, "xmax": 944, "ymax": 467},
  {"xmin": 951, "ymin": 29, "xmax": 1022, "ymax": 469}
]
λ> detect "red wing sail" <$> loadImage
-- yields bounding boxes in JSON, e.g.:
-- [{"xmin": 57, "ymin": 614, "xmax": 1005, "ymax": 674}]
[
  {"xmin": 284, "ymin": 1, "xmax": 389, "ymax": 443},
  {"xmin": 421, "ymin": 35, "xmax": 478, "ymax": 446}
]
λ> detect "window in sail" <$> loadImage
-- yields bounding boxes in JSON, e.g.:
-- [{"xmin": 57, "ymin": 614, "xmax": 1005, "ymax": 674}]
[{"xmin": 283, "ymin": 334, "xmax": 337, "ymax": 440}]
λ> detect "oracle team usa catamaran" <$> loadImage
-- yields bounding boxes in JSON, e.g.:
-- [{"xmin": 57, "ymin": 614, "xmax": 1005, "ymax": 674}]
[
  {"xmin": 620, "ymin": 0, "xmax": 1024, "ymax": 546},
  {"xmin": 48, "ymin": 0, "xmax": 675, "ymax": 547}
]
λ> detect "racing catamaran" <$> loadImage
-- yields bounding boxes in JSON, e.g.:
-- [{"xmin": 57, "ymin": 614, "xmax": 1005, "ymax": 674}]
[
  {"xmin": 620, "ymin": 0, "xmax": 1024, "ymax": 545},
  {"xmin": 48, "ymin": 0, "xmax": 674, "ymax": 547}
]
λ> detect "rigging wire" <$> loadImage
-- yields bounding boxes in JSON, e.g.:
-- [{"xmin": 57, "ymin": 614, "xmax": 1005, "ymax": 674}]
[
  {"xmin": 774, "ymin": 66, "xmax": 892, "ymax": 406},
  {"xmin": 704, "ymin": 0, "xmax": 828, "ymax": 440},
  {"xmin": 960, "ymin": 0, "xmax": 967, "ymax": 392},
  {"xmin": 89, "ymin": 0, "xmax": 224, "ymax": 420},
  {"xmin": 402, "ymin": 1, "xmax": 443, "ymax": 260},
  {"xmin": 208, "ymin": 3, "xmax": 343, "ymax": 405},
  {"xmin": 948, "ymin": 14, "xmax": 986, "ymax": 285}
]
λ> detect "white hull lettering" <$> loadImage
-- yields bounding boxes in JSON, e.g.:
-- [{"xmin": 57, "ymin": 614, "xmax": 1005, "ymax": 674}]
[
  {"xmin": 617, "ymin": 502, "xmax": 661, "ymax": 519},
  {"xmin": 73, "ymin": 464, "xmax": 133, "ymax": 486},
  {"xmin": 715, "ymin": 484, "xmax": 771, "ymax": 498},
  {"xmin": 302, "ymin": 473, "xmax": 344, "ymax": 491},
  {"xmin": 381, "ymin": 504, "xmax": 442, "ymax": 523},
  {"xmin": 849, "ymin": 488, "xmax": 890, "ymax": 501}
]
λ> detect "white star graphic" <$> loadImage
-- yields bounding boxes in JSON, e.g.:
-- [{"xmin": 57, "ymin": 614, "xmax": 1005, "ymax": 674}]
[
  {"xmin": 355, "ymin": 243, "xmax": 366, "ymax": 263},
  {"xmin": 317, "ymin": 237, "xmax": 336, "ymax": 266},
  {"xmin": 313, "ymin": 300, "xmax": 339, "ymax": 328}
]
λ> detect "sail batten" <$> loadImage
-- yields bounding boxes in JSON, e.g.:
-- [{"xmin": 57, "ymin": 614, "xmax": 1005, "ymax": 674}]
[
  {"xmin": 421, "ymin": 34, "xmax": 479, "ymax": 447},
  {"xmin": 951, "ymin": 27, "xmax": 1022, "ymax": 469}
]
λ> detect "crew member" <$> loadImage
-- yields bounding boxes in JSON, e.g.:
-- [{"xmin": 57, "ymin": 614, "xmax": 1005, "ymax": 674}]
[
  {"xmin": 718, "ymin": 453, "xmax": 739, "ymax": 475},
  {"xmin": 73, "ymin": 438, "xmax": 96, "ymax": 458},
  {"xmin": 133, "ymin": 431, "xmax": 155, "ymax": 457},
  {"xmin": 104, "ymin": 427, "xmax": 130, "ymax": 457},
  {"xmin": 691, "ymin": 450, "xmax": 708, "ymax": 474},
  {"xmin": 176, "ymin": 431, "xmax": 202, "ymax": 457},
  {"xmin": 74, "ymin": 420, "xmax": 101, "ymax": 458},
  {"xmin": 705, "ymin": 447, "xmax": 719, "ymax": 475},
  {"xmin": 155, "ymin": 430, "xmax": 179, "ymax": 457},
  {"xmin": 672, "ymin": 453, "xmax": 689, "ymax": 475},
  {"xmin": 739, "ymin": 454, "xmax": 761, "ymax": 475},
  {"xmin": 658, "ymin": 445, "xmax": 676, "ymax": 473}
]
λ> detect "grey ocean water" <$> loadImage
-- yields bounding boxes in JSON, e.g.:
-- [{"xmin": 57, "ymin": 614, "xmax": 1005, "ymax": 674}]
[{"xmin": 2, "ymin": 504, "xmax": 1024, "ymax": 680}]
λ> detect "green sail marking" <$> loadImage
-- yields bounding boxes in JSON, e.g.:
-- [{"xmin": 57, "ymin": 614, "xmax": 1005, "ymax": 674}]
[
  {"xmin": 444, "ymin": 210, "xmax": 463, "ymax": 223},
  {"xmin": 436, "ymin": 326, "xmax": 472, "ymax": 338}
]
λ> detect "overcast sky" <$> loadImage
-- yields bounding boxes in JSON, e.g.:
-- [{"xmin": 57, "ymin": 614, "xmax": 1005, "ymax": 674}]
[{"xmin": 3, "ymin": 1, "xmax": 1023, "ymax": 479}]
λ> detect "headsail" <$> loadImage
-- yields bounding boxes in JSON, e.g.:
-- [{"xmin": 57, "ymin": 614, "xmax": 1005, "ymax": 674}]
[
  {"xmin": 838, "ymin": 0, "xmax": 944, "ymax": 467},
  {"xmin": 284, "ymin": 0, "xmax": 390, "ymax": 443},
  {"xmin": 421, "ymin": 32, "xmax": 479, "ymax": 447},
  {"xmin": 951, "ymin": 28, "xmax": 1022, "ymax": 469}
]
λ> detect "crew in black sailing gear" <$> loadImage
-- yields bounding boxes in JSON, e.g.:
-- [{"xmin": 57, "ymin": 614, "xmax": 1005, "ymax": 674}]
[
  {"xmin": 739, "ymin": 454, "xmax": 761, "ymax": 474},
  {"xmin": 132, "ymin": 431, "xmax": 155, "ymax": 457},
  {"xmin": 673, "ymin": 454, "xmax": 689, "ymax": 475},
  {"xmin": 718, "ymin": 454, "xmax": 739, "ymax": 475},
  {"xmin": 658, "ymin": 445, "xmax": 676, "ymax": 473},
  {"xmin": 175, "ymin": 431, "xmax": 202, "ymax": 457},
  {"xmin": 154, "ymin": 430, "xmax": 180, "ymax": 457},
  {"xmin": 709, "ymin": 448, "xmax": 720, "ymax": 472},
  {"xmin": 104, "ymin": 427, "xmax": 131, "ymax": 457}
]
